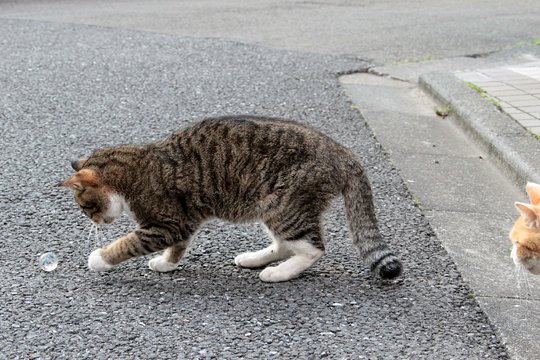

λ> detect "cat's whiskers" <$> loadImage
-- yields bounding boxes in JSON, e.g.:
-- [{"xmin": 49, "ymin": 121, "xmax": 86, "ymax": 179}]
[
  {"xmin": 522, "ymin": 267, "xmax": 532, "ymax": 297},
  {"xmin": 85, "ymin": 224, "xmax": 95, "ymax": 243},
  {"xmin": 95, "ymin": 225, "xmax": 105, "ymax": 247},
  {"xmin": 83, "ymin": 223, "xmax": 98, "ymax": 253},
  {"xmin": 81, "ymin": 223, "xmax": 91, "ymax": 235},
  {"xmin": 514, "ymin": 264, "xmax": 531, "ymax": 301},
  {"xmin": 81, "ymin": 223, "xmax": 91, "ymax": 243},
  {"xmin": 82, "ymin": 221, "xmax": 109, "ymax": 250}
]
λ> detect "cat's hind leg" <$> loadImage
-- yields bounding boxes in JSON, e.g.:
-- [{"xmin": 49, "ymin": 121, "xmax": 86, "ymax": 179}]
[
  {"xmin": 148, "ymin": 240, "xmax": 190, "ymax": 273},
  {"xmin": 234, "ymin": 225, "xmax": 292, "ymax": 268},
  {"xmin": 258, "ymin": 225, "xmax": 325, "ymax": 283}
]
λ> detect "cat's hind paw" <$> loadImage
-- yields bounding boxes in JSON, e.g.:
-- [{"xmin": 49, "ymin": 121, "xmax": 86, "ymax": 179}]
[
  {"xmin": 234, "ymin": 245, "xmax": 290, "ymax": 268},
  {"xmin": 88, "ymin": 249, "xmax": 113, "ymax": 272},
  {"xmin": 148, "ymin": 255, "xmax": 179, "ymax": 273},
  {"xmin": 234, "ymin": 252, "xmax": 267, "ymax": 268},
  {"xmin": 259, "ymin": 266, "xmax": 297, "ymax": 282}
]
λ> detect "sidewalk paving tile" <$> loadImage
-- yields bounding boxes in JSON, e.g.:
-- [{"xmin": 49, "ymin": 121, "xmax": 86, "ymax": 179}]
[
  {"xmin": 511, "ymin": 112, "xmax": 535, "ymax": 121},
  {"xmin": 506, "ymin": 99, "xmax": 540, "ymax": 107},
  {"xmin": 516, "ymin": 119, "xmax": 540, "ymax": 127},
  {"xmin": 527, "ymin": 126, "xmax": 540, "ymax": 134},
  {"xmin": 500, "ymin": 105, "xmax": 522, "ymax": 114},
  {"xmin": 498, "ymin": 94, "xmax": 538, "ymax": 102},
  {"xmin": 488, "ymin": 89, "xmax": 528, "ymax": 96},
  {"xmin": 519, "ymin": 105, "xmax": 540, "ymax": 113},
  {"xmin": 457, "ymin": 63, "xmax": 540, "ymax": 134}
]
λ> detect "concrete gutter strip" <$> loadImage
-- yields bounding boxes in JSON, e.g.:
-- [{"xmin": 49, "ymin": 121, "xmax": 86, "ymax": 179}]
[{"xmin": 419, "ymin": 71, "xmax": 540, "ymax": 188}]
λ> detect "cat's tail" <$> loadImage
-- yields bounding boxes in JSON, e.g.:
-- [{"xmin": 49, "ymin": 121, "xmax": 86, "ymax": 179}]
[{"xmin": 342, "ymin": 166, "xmax": 402, "ymax": 280}]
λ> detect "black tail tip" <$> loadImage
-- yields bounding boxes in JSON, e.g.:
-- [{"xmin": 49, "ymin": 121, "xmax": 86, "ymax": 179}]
[{"xmin": 376, "ymin": 258, "xmax": 402, "ymax": 280}]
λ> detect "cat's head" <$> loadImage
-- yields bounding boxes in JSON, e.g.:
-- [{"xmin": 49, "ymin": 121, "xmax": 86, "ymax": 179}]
[
  {"xmin": 58, "ymin": 159, "xmax": 126, "ymax": 225},
  {"xmin": 509, "ymin": 182, "xmax": 540, "ymax": 275}
]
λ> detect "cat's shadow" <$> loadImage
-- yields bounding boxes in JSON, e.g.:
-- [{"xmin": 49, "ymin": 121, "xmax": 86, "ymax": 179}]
[{"xmin": 85, "ymin": 262, "xmax": 402, "ymax": 304}]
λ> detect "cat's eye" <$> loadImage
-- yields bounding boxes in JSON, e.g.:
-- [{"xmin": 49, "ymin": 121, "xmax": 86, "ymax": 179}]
[{"xmin": 80, "ymin": 204, "xmax": 96, "ymax": 210}]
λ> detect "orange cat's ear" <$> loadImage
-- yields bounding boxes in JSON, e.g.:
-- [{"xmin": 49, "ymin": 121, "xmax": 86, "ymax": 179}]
[
  {"xmin": 57, "ymin": 169, "xmax": 99, "ymax": 190},
  {"xmin": 515, "ymin": 202, "xmax": 540, "ymax": 227},
  {"xmin": 526, "ymin": 182, "xmax": 540, "ymax": 205}
]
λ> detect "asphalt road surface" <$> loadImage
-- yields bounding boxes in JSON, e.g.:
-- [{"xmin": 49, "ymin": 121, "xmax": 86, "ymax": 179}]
[
  {"xmin": 0, "ymin": 20, "xmax": 507, "ymax": 358},
  {"xmin": 1, "ymin": 0, "xmax": 540, "ymax": 64}
]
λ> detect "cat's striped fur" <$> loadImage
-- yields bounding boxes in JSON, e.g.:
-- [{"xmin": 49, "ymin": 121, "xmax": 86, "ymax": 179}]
[{"xmin": 60, "ymin": 116, "xmax": 402, "ymax": 282}]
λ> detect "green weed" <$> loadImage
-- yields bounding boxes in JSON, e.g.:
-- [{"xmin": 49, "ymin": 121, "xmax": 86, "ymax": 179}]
[
  {"xmin": 516, "ymin": 38, "xmax": 540, "ymax": 46},
  {"xmin": 465, "ymin": 81, "xmax": 484, "ymax": 93},
  {"xmin": 435, "ymin": 105, "xmax": 452, "ymax": 118},
  {"xmin": 465, "ymin": 81, "xmax": 502, "ymax": 111}
]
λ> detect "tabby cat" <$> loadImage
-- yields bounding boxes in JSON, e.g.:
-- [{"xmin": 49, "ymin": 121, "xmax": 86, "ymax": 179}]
[
  {"xmin": 510, "ymin": 182, "xmax": 540, "ymax": 275},
  {"xmin": 59, "ymin": 116, "xmax": 402, "ymax": 282}
]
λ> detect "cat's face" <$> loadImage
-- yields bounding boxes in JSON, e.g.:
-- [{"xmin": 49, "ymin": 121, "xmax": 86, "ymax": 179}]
[
  {"xmin": 59, "ymin": 160, "xmax": 126, "ymax": 225},
  {"xmin": 509, "ymin": 182, "xmax": 540, "ymax": 275}
]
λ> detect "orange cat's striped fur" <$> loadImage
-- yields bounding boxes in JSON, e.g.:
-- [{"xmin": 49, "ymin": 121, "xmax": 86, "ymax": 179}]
[
  {"xmin": 59, "ymin": 116, "xmax": 402, "ymax": 282},
  {"xmin": 510, "ymin": 182, "xmax": 540, "ymax": 275}
]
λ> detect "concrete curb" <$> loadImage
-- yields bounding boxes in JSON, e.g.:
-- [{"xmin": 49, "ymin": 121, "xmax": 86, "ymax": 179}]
[{"xmin": 419, "ymin": 71, "xmax": 540, "ymax": 188}]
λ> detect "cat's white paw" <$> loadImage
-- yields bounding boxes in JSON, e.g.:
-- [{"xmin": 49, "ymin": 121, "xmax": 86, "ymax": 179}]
[
  {"xmin": 148, "ymin": 255, "xmax": 179, "ymax": 273},
  {"xmin": 88, "ymin": 249, "xmax": 113, "ymax": 272},
  {"xmin": 234, "ymin": 245, "xmax": 290, "ymax": 268},
  {"xmin": 234, "ymin": 252, "xmax": 266, "ymax": 268},
  {"xmin": 259, "ymin": 266, "xmax": 297, "ymax": 282}
]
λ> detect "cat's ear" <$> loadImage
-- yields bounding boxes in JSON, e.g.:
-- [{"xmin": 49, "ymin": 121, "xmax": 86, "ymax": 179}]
[
  {"xmin": 71, "ymin": 159, "xmax": 87, "ymax": 171},
  {"xmin": 58, "ymin": 175, "xmax": 83, "ymax": 190},
  {"xmin": 515, "ymin": 202, "xmax": 540, "ymax": 227},
  {"xmin": 57, "ymin": 169, "xmax": 99, "ymax": 190},
  {"xmin": 526, "ymin": 182, "xmax": 540, "ymax": 205}
]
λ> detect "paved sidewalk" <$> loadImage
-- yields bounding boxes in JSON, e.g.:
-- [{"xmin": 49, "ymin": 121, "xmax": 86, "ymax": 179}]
[
  {"xmin": 360, "ymin": 47, "xmax": 540, "ymax": 360},
  {"xmin": 456, "ymin": 62, "xmax": 540, "ymax": 135},
  {"xmin": 342, "ymin": 72, "xmax": 540, "ymax": 360}
]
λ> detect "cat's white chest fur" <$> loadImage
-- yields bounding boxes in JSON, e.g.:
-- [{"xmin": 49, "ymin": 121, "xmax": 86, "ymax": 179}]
[{"xmin": 104, "ymin": 193, "xmax": 135, "ymax": 223}]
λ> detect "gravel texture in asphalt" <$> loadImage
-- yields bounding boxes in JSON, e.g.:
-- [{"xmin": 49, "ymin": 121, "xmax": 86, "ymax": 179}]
[{"xmin": 0, "ymin": 20, "xmax": 507, "ymax": 359}]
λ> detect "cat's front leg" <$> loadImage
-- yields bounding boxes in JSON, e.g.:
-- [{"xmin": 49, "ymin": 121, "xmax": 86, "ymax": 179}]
[
  {"xmin": 88, "ymin": 248, "xmax": 114, "ymax": 272},
  {"xmin": 88, "ymin": 226, "xmax": 193, "ymax": 272},
  {"xmin": 148, "ymin": 241, "xmax": 190, "ymax": 272},
  {"xmin": 88, "ymin": 232, "xmax": 141, "ymax": 272}
]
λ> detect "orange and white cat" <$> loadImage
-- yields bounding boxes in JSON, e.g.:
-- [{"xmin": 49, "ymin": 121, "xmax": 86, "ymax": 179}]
[{"xmin": 510, "ymin": 182, "xmax": 540, "ymax": 275}]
